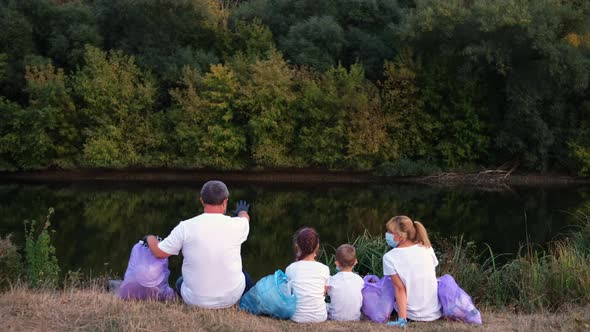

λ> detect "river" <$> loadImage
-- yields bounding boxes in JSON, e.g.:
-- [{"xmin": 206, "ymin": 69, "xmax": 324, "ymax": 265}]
[{"xmin": 0, "ymin": 181, "xmax": 588, "ymax": 280}]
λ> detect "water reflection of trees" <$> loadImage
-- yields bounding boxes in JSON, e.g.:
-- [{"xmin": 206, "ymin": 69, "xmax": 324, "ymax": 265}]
[{"xmin": 0, "ymin": 183, "xmax": 586, "ymax": 280}]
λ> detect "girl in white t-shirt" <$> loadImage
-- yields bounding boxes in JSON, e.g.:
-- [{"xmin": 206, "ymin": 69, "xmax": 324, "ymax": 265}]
[
  {"xmin": 382, "ymin": 215, "xmax": 441, "ymax": 327},
  {"xmin": 285, "ymin": 227, "xmax": 330, "ymax": 323}
]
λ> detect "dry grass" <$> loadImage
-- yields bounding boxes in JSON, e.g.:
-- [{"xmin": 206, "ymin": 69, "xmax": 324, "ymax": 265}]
[{"xmin": 1, "ymin": 287, "xmax": 588, "ymax": 332}]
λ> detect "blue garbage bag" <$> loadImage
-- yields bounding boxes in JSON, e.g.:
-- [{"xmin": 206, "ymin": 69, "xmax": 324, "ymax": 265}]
[{"xmin": 239, "ymin": 269, "xmax": 296, "ymax": 319}]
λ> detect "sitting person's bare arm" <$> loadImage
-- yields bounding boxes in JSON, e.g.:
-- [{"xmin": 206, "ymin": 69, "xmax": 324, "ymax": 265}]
[{"xmin": 146, "ymin": 235, "xmax": 172, "ymax": 259}]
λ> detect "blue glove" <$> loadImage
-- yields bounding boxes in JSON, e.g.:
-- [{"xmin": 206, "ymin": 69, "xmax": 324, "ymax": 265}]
[
  {"xmin": 386, "ymin": 318, "xmax": 408, "ymax": 327},
  {"xmin": 232, "ymin": 200, "xmax": 250, "ymax": 216}
]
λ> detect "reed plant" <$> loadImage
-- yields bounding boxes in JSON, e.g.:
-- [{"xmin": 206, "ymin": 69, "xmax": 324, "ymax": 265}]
[
  {"xmin": 351, "ymin": 230, "xmax": 390, "ymax": 277},
  {"xmin": 319, "ymin": 230, "xmax": 390, "ymax": 276},
  {"xmin": 508, "ymin": 213, "xmax": 590, "ymax": 311}
]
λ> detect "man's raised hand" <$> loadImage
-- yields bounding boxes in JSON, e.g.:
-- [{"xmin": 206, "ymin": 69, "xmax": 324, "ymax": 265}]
[{"xmin": 232, "ymin": 200, "xmax": 250, "ymax": 216}]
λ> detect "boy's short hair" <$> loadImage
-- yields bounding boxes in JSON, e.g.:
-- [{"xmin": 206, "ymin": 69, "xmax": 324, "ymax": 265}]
[{"xmin": 335, "ymin": 244, "xmax": 356, "ymax": 268}]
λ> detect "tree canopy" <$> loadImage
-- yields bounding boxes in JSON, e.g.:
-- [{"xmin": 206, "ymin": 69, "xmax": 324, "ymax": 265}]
[{"xmin": 0, "ymin": 0, "xmax": 589, "ymax": 174}]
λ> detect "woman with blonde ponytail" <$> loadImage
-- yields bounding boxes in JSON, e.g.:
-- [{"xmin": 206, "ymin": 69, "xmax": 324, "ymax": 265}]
[{"xmin": 382, "ymin": 216, "xmax": 441, "ymax": 327}]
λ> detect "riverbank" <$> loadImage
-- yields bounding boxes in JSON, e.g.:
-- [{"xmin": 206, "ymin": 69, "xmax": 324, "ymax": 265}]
[
  {"xmin": 1, "ymin": 168, "xmax": 589, "ymax": 186},
  {"xmin": 1, "ymin": 286, "xmax": 588, "ymax": 332},
  {"xmin": 2, "ymin": 208, "xmax": 588, "ymax": 331}
]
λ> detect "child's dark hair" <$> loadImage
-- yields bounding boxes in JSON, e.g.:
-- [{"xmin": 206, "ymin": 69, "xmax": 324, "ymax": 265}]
[
  {"xmin": 293, "ymin": 227, "xmax": 320, "ymax": 261},
  {"xmin": 335, "ymin": 244, "xmax": 356, "ymax": 268}
]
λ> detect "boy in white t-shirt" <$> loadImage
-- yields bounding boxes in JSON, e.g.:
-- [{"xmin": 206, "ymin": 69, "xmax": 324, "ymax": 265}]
[{"xmin": 327, "ymin": 244, "xmax": 364, "ymax": 321}]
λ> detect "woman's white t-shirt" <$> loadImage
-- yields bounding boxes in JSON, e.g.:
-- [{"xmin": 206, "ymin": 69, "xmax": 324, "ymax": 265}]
[
  {"xmin": 382, "ymin": 244, "xmax": 442, "ymax": 321},
  {"xmin": 285, "ymin": 260, "xmax": 330, "ymax": 323}
]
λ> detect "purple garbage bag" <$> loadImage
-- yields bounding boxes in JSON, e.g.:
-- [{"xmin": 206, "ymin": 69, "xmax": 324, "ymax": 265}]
[
  {"xmin": 117, "ymin": 243, "xmax": 176, "ymax": 301},
  {"xmin": 437, "ymin": 274, "xmax": 482, "ymax": 324},
  {"xmin": 361, "ymin": 275, "xmax": 397, "ymax": 323}
]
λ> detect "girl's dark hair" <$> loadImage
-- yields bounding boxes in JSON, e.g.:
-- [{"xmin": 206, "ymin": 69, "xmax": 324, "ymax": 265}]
[{"xmin": 293, "ymin": 227, "xmax": 320, "ymax": 261}]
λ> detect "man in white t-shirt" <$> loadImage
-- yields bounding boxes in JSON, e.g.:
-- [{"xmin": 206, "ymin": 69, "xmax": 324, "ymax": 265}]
[{"xmin": 144, "ymin": 180, "xmax": 252, "ymax": 309}]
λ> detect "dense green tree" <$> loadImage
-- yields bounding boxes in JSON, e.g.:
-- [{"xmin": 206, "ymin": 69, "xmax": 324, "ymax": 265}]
[
  {"xmin": 233, "ymin": 0, "xmax": 336, "ymax": 38},
  {"xmin": 221, "ymin": 19, "xmax": 276, "ymax": 61},
  {"xmin": 0, "ymin": 98, "xmax": 52, "ymax": 170},
  {"xmin": 399, "ymin": 0, "xmax": 590, "ymax": 170},
  {"xmin": 239, "ymin": 51, "xmax": 299, "ymax": 166},
  {"xmin": 294, "ymin": 69, "xmax": 346, "ymax": 168},
  {"xmin": 419, "ymin": 58, "xmax": 489, "ymax": 168},
  {"xmin": 569, "ymin": 102, "xmax": 590, "ymax": 175},
  {"xmin": 0, "ymin": 1, "xmax": 34, "ymax": 101},
  {"xmin": 281, "ymin": 15, "xmax": 345, "ymax": 71},
  {"xmin": 25, "ymin": 64, "xmax": 79, "ymax": 167},
  {"xmin": 0, "ymin": 0, "xmax": 588, "ymax": 174},
  {"xmin": 333, "ymin": 0, "xmax": 401, "ymax": 78},
  {"xmin": 0, "ymin": 53, "xmax": 7, "ymax": 82},
  {"xmin": 233, "ymin": 0, "xmax": 403, "ymax": 78},
  {"xmin": 379, "ymin": 50, "xmax": 488, "ymax": 170},
  {"xmin": 380, "ymin": 54, "xmax": 432, "ymax": 161},
  {"xmin": 95, "ymin": 0, "xmax": 222, "ymax": 88},
  {"xmin": 71, "ymin": 46, "xmax": 157, "ymax": 167},
  {"xmin": 43, "ymin": 1, "xmax": 102, "ymax": 70},
  {"xmin": 170, "ymin": 64, "xmax": 247, "ymax": 169},
  {"xmin": 295, "ymin": 64, "xmax": 387, "ymax": 169},
  {"xmin": 343, "ymin": 76, "xmax": 388, "ymax": 170},
  {"xmin": 0, "ymin": 0, "xmax": 101, "ymax": 99}
]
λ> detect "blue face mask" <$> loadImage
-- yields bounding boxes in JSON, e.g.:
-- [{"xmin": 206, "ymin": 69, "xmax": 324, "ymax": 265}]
[
  {"xmin": 335, "ymin": 266, "xmax": 341, "ymax": 272},
  {"xmin": 385, "ymin": 232, "xmax": 398, "ymax": 248}
]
